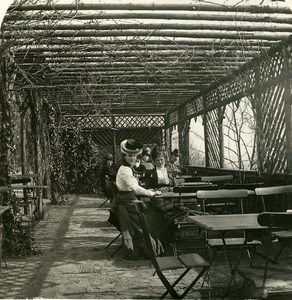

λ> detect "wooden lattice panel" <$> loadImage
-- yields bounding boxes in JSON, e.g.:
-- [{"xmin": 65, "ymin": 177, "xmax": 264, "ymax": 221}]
[
  {"xmin": 168, "ymin": 111, "xmax": 178, "ymax": 126},
  {"xmin": 61, "ymin": 114, "xmax": 164, "ymax": 129},
  {"xmin": 258, "ymin": 50, "xmax": 284, "ymax": 84},
  {"xmin": 115, "ymin": 115, "xmax": 164, "ymax": 128},
  {"xmin": 251, "ymin": 82, "xmax": 287, "ymax": 174},
  {"xmin": 185, "ymin": 95, "xmax": 204, "ymax": 118},
  {"xmin": 206, "ymin": 109, "xmax": 220, "ymax": 168}
]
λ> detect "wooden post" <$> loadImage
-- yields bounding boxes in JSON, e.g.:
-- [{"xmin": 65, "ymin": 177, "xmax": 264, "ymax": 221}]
[
  {"xmin": 218, "ymin": 105, "xmax": 225, "ymax": 168},
  {"xmin": 20, "ymin": 112, "xmax": 27, "ymax": 174},
  {"xmin": 283, "ymin": 44, "xmax": 292, "ymax": 172},
  {"xmin": 203, "ymin": 95, "xmax": 209, "ymax": 167},
  {"xmin": 111, "ymin": 116, "xmax": 116, "ymax": 164}
]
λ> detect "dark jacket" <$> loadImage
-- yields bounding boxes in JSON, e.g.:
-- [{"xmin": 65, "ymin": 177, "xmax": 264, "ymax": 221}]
[{"xmin": 145, "ymin": 167, "xmax": 176, "ymax": 189}]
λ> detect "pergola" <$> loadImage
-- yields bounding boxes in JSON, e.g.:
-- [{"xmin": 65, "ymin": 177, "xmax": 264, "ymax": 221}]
[{"xmin": 1, "ymin": 0, "xmax": 292, "ymax": 195}]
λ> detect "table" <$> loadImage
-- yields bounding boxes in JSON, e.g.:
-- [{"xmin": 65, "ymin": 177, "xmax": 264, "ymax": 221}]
[
  {"xmin": 154, "ymin": 191, "xmax": 197, "ymax": 199},
  {"xmin": 187, "ymin": 214, "xmax": 267, "ymax": 296}
]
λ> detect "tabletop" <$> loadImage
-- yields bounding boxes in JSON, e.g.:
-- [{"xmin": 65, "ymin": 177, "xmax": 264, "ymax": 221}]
[
  {"xmin": 187, "ymin": 213, "xmax": 266, "ymax": 231},
  {"xmin": 154, "ymin": 191, "xmax": 197, "ymax": 198},
  {"xmin": 11, "ymin": 185, "xmax": 49, "ymax": 190}
]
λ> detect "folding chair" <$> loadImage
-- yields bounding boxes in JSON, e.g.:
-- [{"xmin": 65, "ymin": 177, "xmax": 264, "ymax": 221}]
[
  {"xmin": 196, "ymin": 189, "xmax": 261, "ymax": 266},
  {"xmin": 255, "ymin": 185, "xmax": 292, "ymax": 262},
  {"xmin": 171, "ymin": 185, "xmax": 218, "ymax": 255},
  {"xmin": 104, "ymin": 180, "xmax": 122, "ymax": 257},
  {"xmin": 257, "ymin": 212, "xmax": 292, "ymax": 287},
  {"xmin": 135, "ymin": 200, "xmax": 210, "ymax": 299}
]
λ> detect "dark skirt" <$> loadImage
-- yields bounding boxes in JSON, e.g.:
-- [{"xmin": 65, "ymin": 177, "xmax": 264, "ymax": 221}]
[{"xmin": 116, "ymin": 191, "xmax": 173, "ymax": 259}]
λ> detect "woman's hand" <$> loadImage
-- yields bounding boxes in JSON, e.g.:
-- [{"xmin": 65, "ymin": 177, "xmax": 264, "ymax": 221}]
[{"xmin": 154, "ymin": 190, "xmax": 162, "ymax": 196}]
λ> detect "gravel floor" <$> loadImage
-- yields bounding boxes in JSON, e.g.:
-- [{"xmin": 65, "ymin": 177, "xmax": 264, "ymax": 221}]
[{"xmin": 0, "ymin": 194, "xmax": 292, "ymax": 299}]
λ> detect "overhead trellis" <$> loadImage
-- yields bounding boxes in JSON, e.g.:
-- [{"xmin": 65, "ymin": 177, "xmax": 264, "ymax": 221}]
[{"xmin": 2, "ymin": 0, "xmax": 292, "ymax": 116}]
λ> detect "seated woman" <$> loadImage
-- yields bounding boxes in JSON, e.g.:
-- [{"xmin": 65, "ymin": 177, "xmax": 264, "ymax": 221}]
[
  {"xmin": 115, "ymin": 139, "xmax": 170, "ymax": 260},
  {"xmin": 145, "ymin": 150, "xmax": 177, "ymax": 213},
  {"xmin": 145, "ymin": 149, "xmax": 176, "ymax": 190}
]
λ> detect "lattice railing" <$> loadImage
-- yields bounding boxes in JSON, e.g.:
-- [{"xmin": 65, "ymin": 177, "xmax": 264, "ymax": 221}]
[{"xmin": 61, "ymin": 114, "xmax": 164, "ymax": 129}]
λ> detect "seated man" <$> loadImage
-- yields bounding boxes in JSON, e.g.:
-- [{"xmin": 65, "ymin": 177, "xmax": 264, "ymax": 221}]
[
  {"xmin": 141, "ymin": 149, "xmax": 154, "ymax": 170},
  {"xmin": 133, "ymin": 154, "xmax": 147, "ymax": 184},
  {"xmin": 166, "ymin": 148, "xmax": 182, "ymax": 176}
]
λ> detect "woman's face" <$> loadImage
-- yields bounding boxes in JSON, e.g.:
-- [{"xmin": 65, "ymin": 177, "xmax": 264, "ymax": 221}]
[
  {"xmin": 125, "ymin": 153, "xmax": 137, "ymax": 166},
  {"xmin": 154, "ymin": 156, "xmax": 165, "ymax": 168}
]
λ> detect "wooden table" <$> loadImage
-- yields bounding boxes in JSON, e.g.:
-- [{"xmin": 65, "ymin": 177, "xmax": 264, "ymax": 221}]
[
  {"xmin": 155, "ymin": 191, "xmax": 197, "ymax": 199},
  {"xmin": 187, "ymin": 214, "xmax": 267, "ymax": 296}
]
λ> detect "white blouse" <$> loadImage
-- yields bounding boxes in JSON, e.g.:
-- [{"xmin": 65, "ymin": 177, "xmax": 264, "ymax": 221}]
[
  {"xmin": 156, "ymin": 167, "xmax": 170, "ymax": 185},
  {"xmin": 116, "ymin": 165, "xmax": 155, "ymax": 197}
]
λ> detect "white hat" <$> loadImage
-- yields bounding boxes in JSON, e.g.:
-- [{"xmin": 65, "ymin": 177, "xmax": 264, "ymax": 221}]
[{"xmin": 120, "ymin": 139, "xmax": 143, "ymax": 155}]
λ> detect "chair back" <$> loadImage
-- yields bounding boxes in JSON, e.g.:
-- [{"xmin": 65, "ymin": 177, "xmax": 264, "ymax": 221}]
[
  {"xmin": 173, "ymin": 184, "xmax": 218, "ymax": 194},
  {"xmin": 196, "ymin": 189, "xmax": 249, "ymax": 199},
  {"xmin": 201, "ymin": 175, "xmax": 233, "ymax": 182},
  {"xmin": 255, "ymin": 185, "xmax": 292, "ymax": 196},
  {"xmin": 105, "ymin": 180, "xmax": 118, "ymax": 202},
  {"xmin": 257, "ymin": 212, "xmax": 292, "ymax": 228},
  {"xmin": 224, "ymin": 182, "xmax": 265, "ymax": 191},
  {"xmin": 135, "ymin": 201, "xmax": 160, "ymax": 266}
]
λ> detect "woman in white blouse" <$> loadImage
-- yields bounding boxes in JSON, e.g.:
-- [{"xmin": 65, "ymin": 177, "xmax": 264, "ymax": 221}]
[{"xmin": 115, "ymin": 139, "xmax": 166, "ymax": 260}]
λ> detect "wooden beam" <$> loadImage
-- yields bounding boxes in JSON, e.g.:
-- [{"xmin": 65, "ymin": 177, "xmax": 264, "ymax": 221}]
[
  {"xmin": 5, "ymin": 11, "xmax": 292, "ymax": 24},
  {"xmin": 11, "ymin": 37, "xmax": 275, "ymax": 47},
  {"xmin": 7, "ymin": 2, "xmax": 292, "ymax": 14},
  {"xmin": 6, "ymin": 21, "xmax": 292, "ymax": 33},
  {"xmin": 4, "ymin": 29, "xmax": 292, "ymax": 41}
]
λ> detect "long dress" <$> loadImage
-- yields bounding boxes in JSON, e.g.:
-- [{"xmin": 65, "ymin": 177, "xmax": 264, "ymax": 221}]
[{"xmin": 115, "ymin": 163, "xmax": 172, "ymax": 259}]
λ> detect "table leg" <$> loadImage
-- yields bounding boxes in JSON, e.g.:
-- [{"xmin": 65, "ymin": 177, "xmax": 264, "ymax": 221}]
[{"xmin": 223, "ymin": 232, "xmax": 248, "ymax": 296}]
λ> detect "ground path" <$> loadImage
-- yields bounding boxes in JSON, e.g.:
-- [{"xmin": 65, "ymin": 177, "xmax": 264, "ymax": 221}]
[{"xmin": 1, "ymin": 195, "xmax": 292, "ymax": 299}]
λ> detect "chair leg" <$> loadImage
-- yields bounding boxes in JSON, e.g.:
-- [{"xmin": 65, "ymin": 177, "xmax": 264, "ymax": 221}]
[
  {"xmin": 158, "ymin": 270, "xmax": 182, "ymax": 299},
  {"xmin": 274, "ymin": 242, "xmax": 286, "ymax": 263},
  {"xmin": 105, "ymin": 233, "xmax": 122, "ymax": 249},
  {"xmin": 99, "ymin": 198, "xmax": 109, "ymax": 208},
  {"xmin": 110, "ymin": 244, "xmax": 122, "ymax": 257}
]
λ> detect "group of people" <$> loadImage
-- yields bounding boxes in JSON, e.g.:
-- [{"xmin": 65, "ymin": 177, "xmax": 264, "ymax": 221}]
[{"xmin": 100, "ymin": 139, "xmax": 183, "ymax": 260}]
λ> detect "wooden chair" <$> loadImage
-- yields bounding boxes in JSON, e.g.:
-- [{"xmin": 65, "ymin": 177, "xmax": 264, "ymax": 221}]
[
  {"xmin": 196, "ymin": 189, "xmax": 261, "ymax": 266},
  {"xmin": 135, "ymin": 200, "xmax": 210, "ymax": 299},
  {"xmin": 224, "ymin": 182, "xmax": 265, "ymax": 191},
  {"xmin": 255, "ymin": 185, "xmax": 292, "ymax": 262},
  {"xmin": 104, "ymin": 180, "xmax": 122, "ymax": 257},
  {"xmin": 257, "ymin": 212, "xmax": 292, "ymax": 287},
  {"xmin": 171, "ymin": 185, "xmax": 218, "ymax": 254},
  {"xmin": 255, "ymin": 184, "xmax": 292, "ymax": 212}
]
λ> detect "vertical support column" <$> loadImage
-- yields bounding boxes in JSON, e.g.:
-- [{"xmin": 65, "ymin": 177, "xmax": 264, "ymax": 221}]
[
  {"xmin": 218, "ymin": 106, "xmax": 225, "ymax": 168},
  {"xmin": 283, "ymin": 44, "xmax": 292, "ymax": 172},
  {"xmin": 202, "ymin": 95, "xmax": 209, "ymax": 167},
  {"xmin": 20, "ymin": 112, "xmax": 27, "ymax": 175},
  {"xmin": 178, "ymin": 113, "xmax": 190, "ymax": 166},
  {"xmin": 253, "ymin": 64, "xmax": 264, "ymax": 175},
  {"xmin": 111, "ymin": 116, "xmax": 116, "ymax": 164}
]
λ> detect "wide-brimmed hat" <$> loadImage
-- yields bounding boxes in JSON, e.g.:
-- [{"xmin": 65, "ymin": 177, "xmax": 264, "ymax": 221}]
[
  {"xmin": 171, "ymin": 149, "xmax": 180, "ymax": 156},
  {"xmin": 121, "ymin": 139, "xmax": 143, "ymax": 155}
]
